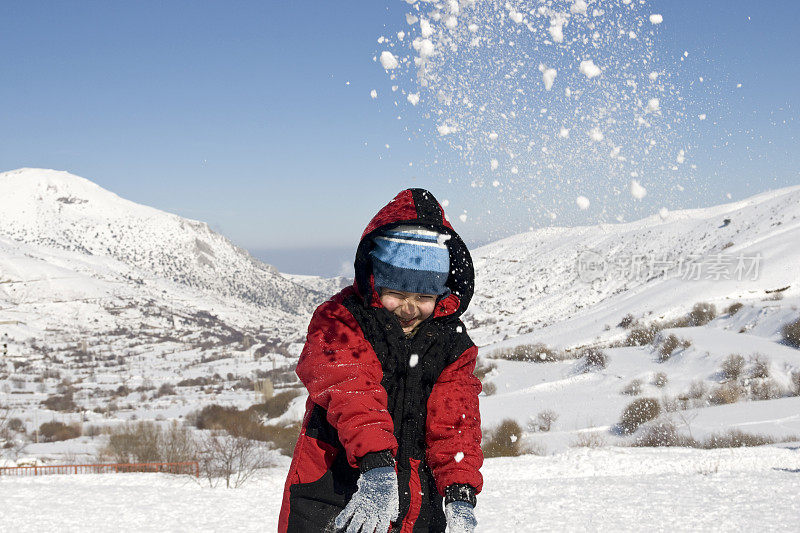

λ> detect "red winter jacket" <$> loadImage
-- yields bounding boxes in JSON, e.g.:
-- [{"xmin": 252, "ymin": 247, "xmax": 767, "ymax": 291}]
[{"xmin": 279, "ymin": 189, "xmax": 482, "ymax": 533}]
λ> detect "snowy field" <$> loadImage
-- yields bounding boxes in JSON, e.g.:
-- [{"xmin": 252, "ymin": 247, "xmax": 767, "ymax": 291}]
[{"xmin": 2, "ymin": 446, "xmax": 799, "ymax": 532}]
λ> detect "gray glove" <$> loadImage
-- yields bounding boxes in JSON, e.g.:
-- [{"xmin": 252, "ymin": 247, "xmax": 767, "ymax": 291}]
[
  {"xmin": 335, "ymin": 466, "xmax": 399, "ymax": 533},
  {"xmin": 445, "ymin": 501, "xmax": 477, "ymax": 533}
]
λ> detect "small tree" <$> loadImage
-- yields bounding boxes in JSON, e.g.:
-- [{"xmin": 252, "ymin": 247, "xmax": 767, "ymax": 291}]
[{"xmin": 200, "ymin": 431, "xmax": 273, "ymax": 488}]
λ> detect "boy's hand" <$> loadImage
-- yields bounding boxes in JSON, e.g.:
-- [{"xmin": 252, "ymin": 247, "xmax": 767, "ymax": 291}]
[
  {"xmin": 445, "ymin": 501, "xmax": 477, "ymax": 533},
  {"xmin": 335, "ymin": 466, "xmax": 399, "ymax": 533}
]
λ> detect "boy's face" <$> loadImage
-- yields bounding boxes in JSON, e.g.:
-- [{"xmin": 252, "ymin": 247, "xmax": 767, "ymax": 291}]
[{"xmin": 379, "ymin": 289, "xmax": 438, "ymax": 334}]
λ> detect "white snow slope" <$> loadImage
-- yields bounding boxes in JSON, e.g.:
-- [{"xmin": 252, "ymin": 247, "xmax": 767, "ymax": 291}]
[{"xmin": 1, "ymin": 446, "xmax": 799, "ymax": 532}]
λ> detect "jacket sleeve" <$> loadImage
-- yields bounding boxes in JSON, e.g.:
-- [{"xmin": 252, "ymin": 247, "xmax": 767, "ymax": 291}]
[
  {"xmin": 295, "ymin": 300, "xmax": 398, "ymax": 468},
  {"xmin": 425, "ymin": 344, "xmax": 484, "ymax": 496}
]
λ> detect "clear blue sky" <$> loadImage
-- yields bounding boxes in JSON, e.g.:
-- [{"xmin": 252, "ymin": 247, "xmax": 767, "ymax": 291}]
[{"xmin": 1, "ymin": 1, "xmax": 797, "ymax": 275}]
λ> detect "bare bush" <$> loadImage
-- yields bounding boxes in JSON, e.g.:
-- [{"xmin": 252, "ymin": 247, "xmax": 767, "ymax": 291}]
[
  {"xmin": 689, "ymin": 302, "xmax": 717, "ymax": 326},
  {"xmin": 482, "ymin": 419, "xmax": 524, "ymax": 458},
  {"xmin": 621, "ymin": 379, "xmax": 643, "ymax": 396},
  {"xmin": 193, "ymin": 404, "xmax": 300, "ymax": 455},
  {"xmin": 156, "ymin": 383, "xmax": 176, "ymax": 398},
  {"xmin": 686, "ymin": 380, "xmax": 707, "ymax": 400},
  {"xmin": 657, "ymin": 335, "xmax": 691, "ymax": 362},
  {"xmin": 199, "ymin": 431, "xmax": 274, "ymax": 488},
  {"xmin": 42, "ymin": 392, "xmax": 77, "ymax": 412},
  {"xmin": 783, "ymin": 317, "xmax": 800, "ymax": 348},
  {"xmin": 619, "ymin": 398, "xmax": 660, "ymax": 435},
  {"xmin": 702, "ymin": 429, "xmax": 774, "ymax": 449},
  {"xmin": 632, "ymin": 420, "xmax": 697, "ymax": 448},
  {"xmin": 618, "ymin": 314, "xmax": 636, "ymax": 329},
  {"xmin": 624, "ymin": 323, "xmax": 662, "ymax": 347},
  {"xmin": 721, "ymin": 354, "xmax": 745, "ymax": 381},
  {"xmin": 749, "ymin": 354, "xmax": 771, "ymax": 379},
  {"xmin": 492, "ymin": 343, "xmax": 564, "ymax": 363},
  {"xmin": 708, "ymin": 382, "xmax": 744, "ymax": 405},
  {"xmin": 38, "ymin": 421, "xmax": 81, "ymax": 442},
  {"xmin": 725, "ymin": 302, "xmax": 744, "ymax": 316},
  {"xmin": 482, "ymin": 382, "xmax": 497, "ymax": 396},
  {"xmin": 534, "ymin": 410, "xmax": 559, "ymax": 432},
  {"xmin": 581, "ymin": 348, "xmax": 608, "ymax": 371},
  {"xmin": 749, "ymin": 379, "xmax": 784, "ymax": 401},
  {"xmin": 571, "ymin": 432, "xmax": 606, "ymax": 448},
  {"xmin": 653, "ymin": 372, "xmax": 668, "ymax": 388}
]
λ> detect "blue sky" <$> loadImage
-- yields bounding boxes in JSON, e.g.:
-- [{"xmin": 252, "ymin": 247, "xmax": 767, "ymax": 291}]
[{"xmin": 1, "ymin": 1, "xmax": 797, "ymax": 275}]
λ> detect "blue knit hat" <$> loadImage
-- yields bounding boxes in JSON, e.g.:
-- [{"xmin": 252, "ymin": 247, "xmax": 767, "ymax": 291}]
[{"xmin": 370, "ymin": 225, "xmax": 450, "ymax": 296}]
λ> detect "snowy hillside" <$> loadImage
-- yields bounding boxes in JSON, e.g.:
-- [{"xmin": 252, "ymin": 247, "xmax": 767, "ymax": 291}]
[
  {"xmin": 466, "ymin": 184, "xmax": 800, "ymax": 347},
  {"xmin": 0, "ymin": 168, "xmax": 339, "ymax": 431}
]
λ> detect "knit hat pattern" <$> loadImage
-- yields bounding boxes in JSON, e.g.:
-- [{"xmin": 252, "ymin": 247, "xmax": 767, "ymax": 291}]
[{"xmin": 369, "ymin": 225, "xmax": 450, "ymax": 296}]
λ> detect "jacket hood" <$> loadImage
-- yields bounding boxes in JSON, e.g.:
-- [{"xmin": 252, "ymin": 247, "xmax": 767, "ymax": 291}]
[{"xmin": 354, "ymin": 188, "xmax": 474, "ymax": 318}]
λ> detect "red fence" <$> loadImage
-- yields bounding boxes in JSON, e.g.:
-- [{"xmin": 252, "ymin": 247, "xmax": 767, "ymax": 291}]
[{"xmin": 0, "ymin": 461, "xmax": 199, "ymax": 477}]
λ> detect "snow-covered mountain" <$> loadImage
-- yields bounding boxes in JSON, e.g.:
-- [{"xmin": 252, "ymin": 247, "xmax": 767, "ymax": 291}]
[
  {"xmin": 0, "ymin": 168, "xmax": 341, "ymax": 374},
  {"xmin": 0, "ymin": 168, "xmax": 321, "ymax": 313}
]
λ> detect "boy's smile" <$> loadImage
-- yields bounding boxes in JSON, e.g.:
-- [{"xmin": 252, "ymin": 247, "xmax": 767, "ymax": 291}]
[{"xmin": 379, "ymin": 289, "xmax": 438, "ymax": 334}]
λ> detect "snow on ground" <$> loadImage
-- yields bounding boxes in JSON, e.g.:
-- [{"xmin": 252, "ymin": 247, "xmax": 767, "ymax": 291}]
[{"xmin": 2, "ymin": 446, "xmax": 799, "ymax": 532}]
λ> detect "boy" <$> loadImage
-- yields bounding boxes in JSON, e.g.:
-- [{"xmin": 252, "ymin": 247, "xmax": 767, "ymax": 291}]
[{"xmin": 278, "ymin": 189, "xmax": 483, "ymax": 532}]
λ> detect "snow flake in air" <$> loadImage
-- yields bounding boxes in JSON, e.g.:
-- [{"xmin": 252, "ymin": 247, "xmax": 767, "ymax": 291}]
[
  {"xmin": 646, "ymin": 98, "xmax": 660, "ymax": 113},
  {"xmin": 630, "ymin": 180, "xmax": 647, "ymax": 200},
  {"xmin": 407, "ymin": 93, "xmax": 420, "ymax": 105},
  {"xmin": 409, "ymin": 354, "xmax": 419, "ymax": 368},
  {"xmin": 370, "ymin": 89, "xmax": 378, "ymax": 99},
  {"xmin": 380, "ymin": 51, "xmax": 399, "ymax": 70},
  {"xmin": 454, "ymin": 452, "xmax": 465, "ymax": 463},
  {"xmin": 579, "ymin": 60, "xmax": 602, "ymax": 79},
  {"xmin": 540, "ymin": 65, "xmax": 557, "ymax": 91},
  {"xmin": 650, "ymin": 14, "xmax": 663, "ymax": 25},
  {"xmin": 576, "ymin": 196, "xmax": 590, "ymax": 210},
  {"xmin": 588, "ymin": 127, "xmax": 604, "ymax": 142}
]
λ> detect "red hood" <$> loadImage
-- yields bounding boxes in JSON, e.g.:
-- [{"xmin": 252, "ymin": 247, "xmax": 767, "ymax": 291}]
[{"xmin": 353, "ymin": 188, "xmax": 474, "ymax": 319}]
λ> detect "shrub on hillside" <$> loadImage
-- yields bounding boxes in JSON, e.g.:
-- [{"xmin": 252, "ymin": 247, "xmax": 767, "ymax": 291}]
[
  {"xmin": 38, "ymin": 421, "xmax": 80, "ymax": 442},
  {"xmin": 482, "ymin": 419, "xmax": 525, "ymax": 458},
  {"xmin": 632, "ymin": 420, "xmax": 697, "ymax": 448},
  {"xmin": 782, "ymin": 317, "xmax": 800, "ymax": 348},
  {"xmin": 534, "ymin": 410, "xmax": 559, "ymax": 432},
  {"xmin": 102, "ymin": 421, "xmax": 197, "ymax": 464},
  {"xmin": 686, "ymin": 380, "xmax": 707, "ymax": 400},
  {"xmin": 658, "ymin": 334, "xmax": 691, "ymax": 362},
  {"xmin": 652, "ymin": 372, "xmax": 668, "ymax": 388},
  {"xmin": 581, "ymin": 348, "xmax": 608, "ymax": 371},
  {"xmin": 708, "ymin": 382, "xmax": 743, "ymax": 405},
  {"xmin": 689, "ymin": 302, "xmax": 717, "ymax": 326},
  {"xmin": 748, "ymin": 354, "xmax": 771, "ymax": 379},
  {"xmin": 619, "ymin": 398, "xmax": 660, "ymax": 435},
  {"xmin": 721, "ymin": 354, "xmax": 746, "ymax": 381},
  {"xmin": 618, "ymin": 314, "xmax": 636, "ymax": 329},
  {"xmin": 42, "ymin": 392, "xmax": 77, "ymax": 412},
  {"xmin": 156, "ymin": 383, "xmax": 176, "ymax": 398},
  {"xmin": 493, "ymin": 343, "xmax": 563, "ymax": 363},
  {"xmin": 702, "ymin": 429, "xmax": 774, "ymax": 449},
  {"xmin": 725, "ymin": 302, "xmax": 744, "ymax": 316},
  {"xmin": 624, "ymin": 323, "xmax": 662, "ymax": 347},
  {"xmin": 620, "ymin": 379, "xmax": 643, "ymax": 396},
  {"xmin": 749, "ymin": 379, "xmax": 783, "ymax": 401},
  {"xmin": 571, "ymin": 432, "xmax": 606, "ymax": 448},
  {"xmin": 193, "ymin": 403, "xmax": 300, "ymax": 456}
]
